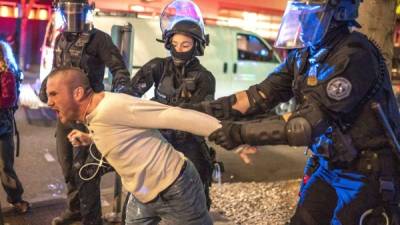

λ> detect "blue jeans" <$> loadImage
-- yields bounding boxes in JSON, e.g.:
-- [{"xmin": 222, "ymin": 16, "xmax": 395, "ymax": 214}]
[{"xmin": 125, "ymin": 160, "xmax": 212, "ymax": 225}]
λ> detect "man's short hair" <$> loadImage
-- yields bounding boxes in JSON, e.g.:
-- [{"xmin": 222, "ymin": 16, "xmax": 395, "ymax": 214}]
[{"xmin": 47, "ymin": 67, "xmax": 91, "ymax": 92}]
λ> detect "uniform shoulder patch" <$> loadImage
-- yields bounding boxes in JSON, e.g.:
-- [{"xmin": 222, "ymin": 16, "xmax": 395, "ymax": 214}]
[{"xmin": 326, "ymin": 77, "xmax": 352, "ymax": 101}]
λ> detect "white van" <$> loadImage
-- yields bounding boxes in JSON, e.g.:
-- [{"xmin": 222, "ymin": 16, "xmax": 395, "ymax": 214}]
[{"xmin": 38, "ymin": 12, "xmax": 282, "ymax": 100}]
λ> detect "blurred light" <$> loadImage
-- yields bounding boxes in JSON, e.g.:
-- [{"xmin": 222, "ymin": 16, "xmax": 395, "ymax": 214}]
[
  {"xmin": 14, "ymin": 6, "xmax": 19, "ymax": 18},
  {"xmin": 38, "ymin": 8, "xmax": 48, "ymax": 20},
  {"xmin": 130, "ymin": 5, "xmax": 145, "ymax": 12},
  {"xmin": 85, "ymin": 9, "xmax": 94, "ymax": 23},
  {"xmin": 28, "ymin": 9, "xmax": 35, "ymax": 19},
  {"xmin": 0, "ymin": 5, "xmax": 11, "ymax": 17}
]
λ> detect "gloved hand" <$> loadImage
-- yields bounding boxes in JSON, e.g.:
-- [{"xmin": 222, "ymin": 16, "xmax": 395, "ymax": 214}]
[
  {"xmin": 179, "ymin": 102, "xmax": 206, "ymax": 113},
  {"xmin": 209, "ymin": 122, "xmax": 244, "ymax": 150},
  {"xmin": 180, "ymin": 95, "xmax": 242, "ymax": 120}
]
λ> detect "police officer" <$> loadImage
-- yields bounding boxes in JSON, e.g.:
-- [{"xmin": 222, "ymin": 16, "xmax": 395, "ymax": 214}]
[
  {"xmin": 39, "ymin": 0, "xmax": 131, "ymax": 224},
  {"xmin": 130, "ymin": 0, "xmax": 215, "ymax": 209},
  {"xmin": 184, "ymin": 0, "xmax": 400, "ymax": 224}
]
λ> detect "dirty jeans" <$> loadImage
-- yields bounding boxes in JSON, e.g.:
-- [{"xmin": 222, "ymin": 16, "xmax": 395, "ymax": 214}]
[
  {"xmin": 0, "ymin": 132, "xmax": 24, "ymax": 204},
  {"xmin": 125, "ymin": 161, "xmax": 212, "ymax": 225}
]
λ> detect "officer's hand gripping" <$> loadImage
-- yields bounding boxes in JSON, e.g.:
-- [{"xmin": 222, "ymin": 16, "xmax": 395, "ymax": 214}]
[{"xmin": 208, "ymin": 122, "xmax": 244, "ymax": 150}]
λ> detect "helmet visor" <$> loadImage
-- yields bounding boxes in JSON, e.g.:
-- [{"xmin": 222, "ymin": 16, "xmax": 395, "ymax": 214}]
[
  {"xmin": 55, "ymin": 2, "xmax": 93, "ymax": 33},
  {"xmin": 160, "ymin": 0, "xmax": 205, "ymax": 36},
  {"xmin": 274, "ymin": 1, "xmax": 334, "ymax": 49}
]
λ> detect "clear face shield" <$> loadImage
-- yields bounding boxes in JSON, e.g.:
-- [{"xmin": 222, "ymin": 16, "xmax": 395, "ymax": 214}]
[
  {"xmin": 160, "ymin": 0, "xmax": 205, "ymax": 39},
  {"xmin": 274, "ymin": 0, "xmax": 334, "ymax": 49},
  {"xmin": 54, "ymin": 2, "xmax": 94, "ymax": 33}
]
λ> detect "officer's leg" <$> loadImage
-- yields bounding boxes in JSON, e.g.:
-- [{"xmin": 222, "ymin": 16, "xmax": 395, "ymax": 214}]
[
  {"xmin": 333, "ymin": 173, "xmax": 381, "ymax": 225},
  {"xmin": 288, "ymin": 171, "xmax": 337, "ymax": 225},
  {"xmin": 52, "ymin": 121, "xmax": 81, "ymax": 224},
  {"xmin": 0, "ymin": 133, "xmax": 27, "ymax": 209},
  {"xmin": 73, "ymin": 124, "xmax": 103, "ymax": 225}
]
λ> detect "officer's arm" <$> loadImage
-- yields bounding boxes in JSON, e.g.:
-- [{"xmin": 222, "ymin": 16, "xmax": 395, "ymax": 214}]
[
  {"xmin": 130, "ymin": 58, "xmax": 163, "ymax": 97},
  {"xmin": 191, "ymin": 53, "xmax": 295, "ymax": 120},
  {"xmin": 211, "ymin": 44, "xmax": 379, "ymax": 149},
  {"xmin": 189, "ymin": 71, "xmax": 216, "ymax": 103},
  {"xmin": 209, "ymin": 100, "xmax": 329, "ymax": 149},
  {"xmin": 239, "ymin": 100, "xmax": 329, "ymax": 147},
  {"xmin": 97, "ymin": 33, "xmax": 131, "ymax": 93}
]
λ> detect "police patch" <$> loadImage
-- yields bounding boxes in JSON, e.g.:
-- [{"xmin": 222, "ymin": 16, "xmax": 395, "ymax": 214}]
[{"xmin": 326, "ymin": 77, "xmax": 352, "ymax": 101}]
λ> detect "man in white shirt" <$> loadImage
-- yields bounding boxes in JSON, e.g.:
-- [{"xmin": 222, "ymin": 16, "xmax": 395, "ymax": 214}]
[{"xmin": 45, "ymin": 67, "xmax": 227, "ymax": 224}]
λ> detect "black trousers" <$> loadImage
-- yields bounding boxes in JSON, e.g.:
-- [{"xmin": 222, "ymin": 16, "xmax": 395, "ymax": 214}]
[
  {"xmin": 56, "ymin": 121, "xmax": 104, "ymax": 225},
  {"xmin": 288, "ymin": 167, "xmax": 383, "ymax": 225},
  {"xmin": 0, "ymin": 132, "xmax": 24, "ymax": 204}
]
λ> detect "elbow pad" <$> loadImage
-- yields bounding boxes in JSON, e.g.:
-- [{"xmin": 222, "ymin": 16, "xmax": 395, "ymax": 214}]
[
  {"xmin": 241, "ymin": 117, "xmax": 287, "ymax": 146},
  {"xmin": 286, "ymin": 117, "xmax": 312, "ymax": 146}
]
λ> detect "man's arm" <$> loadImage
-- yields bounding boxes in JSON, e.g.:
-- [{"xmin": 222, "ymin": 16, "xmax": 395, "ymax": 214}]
[{"xmin": 128, "ymin": 98, "xmax": 221, "ymax": 137}]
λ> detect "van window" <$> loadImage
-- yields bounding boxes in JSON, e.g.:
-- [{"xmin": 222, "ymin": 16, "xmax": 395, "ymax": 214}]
[{"xmin": 237, "ymin": 34, "xmax": 276, "ymax": 62}]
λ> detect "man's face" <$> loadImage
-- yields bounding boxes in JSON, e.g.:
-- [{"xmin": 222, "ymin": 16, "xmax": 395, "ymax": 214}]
[{"xmin": 46, "ymin": 76, "xmax": 80, "ymax": 124}]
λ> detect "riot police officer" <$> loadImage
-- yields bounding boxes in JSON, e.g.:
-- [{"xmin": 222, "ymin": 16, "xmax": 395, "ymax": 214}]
[
  {"xmin": 184, "ymin": 0, "xmax": 400, "ymax": 224},
  {"xmin": 39, "ymin": 0, "xmax": 131, "ymax": 224},
  {"xmin": 130, "ymin": 0, "xmax": 215, "ymax": 209}
]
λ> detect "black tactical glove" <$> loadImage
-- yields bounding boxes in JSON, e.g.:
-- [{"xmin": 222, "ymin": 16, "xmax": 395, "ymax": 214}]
[
  {"xmin": 179, "ymin": 102, "xmax": 207, "ymax": 113},
  {"xmin": 180, "ymin": 95, "xmax": 242, "ymax": 120},
  {"xmin": 209, "ymin": 122, "xmax": 244, "ymax": 150}
]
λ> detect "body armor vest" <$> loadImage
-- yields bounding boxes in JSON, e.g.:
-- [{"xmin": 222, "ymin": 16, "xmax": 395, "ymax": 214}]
[
  {"xmin": 153, "ymin": 60, "xmax": 200, "ymax": 106},
  {"xmin": 54, "ymin": 32, "xmax": 91, "ymax": 70}
]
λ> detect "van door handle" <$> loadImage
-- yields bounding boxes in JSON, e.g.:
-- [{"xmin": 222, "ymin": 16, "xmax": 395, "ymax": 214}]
[
  {"xmin": 233, "ymin": 63, "xmax": 237, "ymax": 74},
  {"xmin": 223, "ymin": 62, "xmax": 228, "ymax": 73}
]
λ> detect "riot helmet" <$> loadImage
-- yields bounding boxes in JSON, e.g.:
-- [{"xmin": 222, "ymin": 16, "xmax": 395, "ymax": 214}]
[
  {"xmin": 54, "ymin": 0, "xmax": 94, "ymax": 33},
  {"xmin": 160, "ymin": 0, "xmax": 209, "ymax": 57},
  {"xmin": 274, "ymin": 0, "xmax": 362, "ymax": 49}
]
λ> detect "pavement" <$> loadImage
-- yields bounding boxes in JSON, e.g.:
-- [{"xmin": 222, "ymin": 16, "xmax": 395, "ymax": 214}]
[{"xmin": 0, "ymin": 66, "xmax": 307, "ymax": 224}]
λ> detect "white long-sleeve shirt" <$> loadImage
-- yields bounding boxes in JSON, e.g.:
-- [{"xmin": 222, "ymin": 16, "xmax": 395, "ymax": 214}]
[{"xmin": 85, "ymin": 92, "xmax": 221, "ymax": 203}]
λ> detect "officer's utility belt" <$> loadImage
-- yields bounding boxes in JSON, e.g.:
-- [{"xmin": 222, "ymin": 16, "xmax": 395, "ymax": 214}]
[{"xmin": 325, "ymin": 148, "xmax": 390, "ymax": 173}]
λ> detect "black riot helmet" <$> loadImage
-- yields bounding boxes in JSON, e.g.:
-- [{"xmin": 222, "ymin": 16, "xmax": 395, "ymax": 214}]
[
  {"xmin": 274, "ymin": 0, "xmax": 362, "ymax": 49},
  {"xmin": 160, "ymin": 0, "xmax": 209, "ymax": 56},
  {"xmin": 53, "ymin": 0, "xmax": 94, "ymax": 33}
]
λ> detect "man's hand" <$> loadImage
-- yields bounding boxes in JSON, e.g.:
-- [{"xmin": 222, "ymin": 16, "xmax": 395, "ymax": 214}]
[
  {"xmin": 209, "ymin": 122, "xmax": 243, "ymax": 150},
  {"xmin": 67, "ymin": 129, "xmax": 92, "ymax": 147},
  {"xmin": 234, "ymin": 145, "xmax": 258, "ymax": 164}
]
